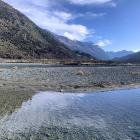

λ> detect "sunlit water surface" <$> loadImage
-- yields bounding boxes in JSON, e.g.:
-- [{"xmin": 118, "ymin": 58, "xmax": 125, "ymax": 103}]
[{"xmin": 0, "ymin": 88, "xmax": 140, "ymax": 140}]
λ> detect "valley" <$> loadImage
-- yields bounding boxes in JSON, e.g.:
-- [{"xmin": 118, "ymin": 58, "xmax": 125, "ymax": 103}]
[{"xmin": 0, "ymin": 0, "xmax": 140, "ymax": 139}]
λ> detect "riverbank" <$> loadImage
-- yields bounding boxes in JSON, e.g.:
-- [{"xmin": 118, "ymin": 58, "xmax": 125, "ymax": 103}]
[{"xmin": 0, "ymin": 64, "xmax": 140, "ymax": 93}]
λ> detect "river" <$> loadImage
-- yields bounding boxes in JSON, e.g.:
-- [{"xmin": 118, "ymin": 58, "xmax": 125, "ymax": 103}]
[{"xmin": 0, "ymin": 88, "xmax": 140, "ymax": 139}]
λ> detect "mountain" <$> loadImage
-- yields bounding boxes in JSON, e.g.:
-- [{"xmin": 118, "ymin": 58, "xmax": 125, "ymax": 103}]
[
  {"xmin": 117, "ymin": 51, "xmax": 140, "ymax": 63},
  {"xmin": 57, "ymin": 36, "xmax": 134, "ymax": 61},
  {"xmin": 0, "ymin": 0, "xmax": 89, "ymax": 59},
  {"xmin": 57, "ymin": 36, "xmax": 109, "ymax": 60},
  {"xmin": 1, "ymin": 0, "xmax": 134, "ymax": 61},
  {"xmin": 106, "ymin": 50, "xmax": 134, "ymax": 59}
]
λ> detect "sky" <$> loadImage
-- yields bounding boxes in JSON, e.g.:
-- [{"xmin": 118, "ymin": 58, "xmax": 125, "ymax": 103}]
[{"xmin": 3, "ymin": 0, "xmax": 140, "ymax": 52}]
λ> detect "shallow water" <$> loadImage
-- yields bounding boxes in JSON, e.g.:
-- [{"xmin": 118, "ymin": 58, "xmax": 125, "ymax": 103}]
[{"xmin": 0, "ymin": 88, "xmax": 140, "ymax": 140}]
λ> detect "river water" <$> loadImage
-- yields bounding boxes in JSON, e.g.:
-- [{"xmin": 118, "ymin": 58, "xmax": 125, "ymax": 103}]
[{"xmin": 0, "ymin": 88, "xmax": 140, "ymax": 140}]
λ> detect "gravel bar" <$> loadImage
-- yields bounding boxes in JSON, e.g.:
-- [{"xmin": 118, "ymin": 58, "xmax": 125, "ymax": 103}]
[{"xmin": 0, "ymin": 65, "xmax": 140, "ymax": 92}]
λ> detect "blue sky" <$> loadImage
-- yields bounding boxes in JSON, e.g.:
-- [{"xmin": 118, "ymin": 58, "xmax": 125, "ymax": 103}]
[{"xmin": 4, "ymin": 0, "xmax": 140, "ymax": 52}]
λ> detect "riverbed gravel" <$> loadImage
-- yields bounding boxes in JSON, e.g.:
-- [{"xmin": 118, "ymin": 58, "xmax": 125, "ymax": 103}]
[{"xmin": 0, "ymin": 65, "xmax": 140, "ymax": 92}]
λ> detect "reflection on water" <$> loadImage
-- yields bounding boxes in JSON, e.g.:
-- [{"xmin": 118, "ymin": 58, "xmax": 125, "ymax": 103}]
[{"xmin": 0, "ymin": 89, "xmax": 140, "ymax": 140}]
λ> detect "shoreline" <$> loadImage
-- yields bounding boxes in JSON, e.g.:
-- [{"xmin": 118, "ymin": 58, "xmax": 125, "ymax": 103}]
[
  {"xmin": 0, "ymin": 80, "xmax": 140, "ymax": 95},
  {"xmin": 0, "ymin": 81, "xmax": 140, "ymax": 95},
  {"xmin": 0, "ymin": 62, "xmax": 140, "ymax": 68}
]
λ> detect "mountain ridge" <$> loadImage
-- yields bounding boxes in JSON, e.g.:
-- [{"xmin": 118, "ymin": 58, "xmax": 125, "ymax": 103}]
[
  {"xmin": 106, "ymin": 50, "xmax": 134, "ymax": 60},
  {"xmin": 116, "ymin": 51, "xmax": 140, "ymax": 63},
  {"xmin": 0, "ymin": 0, "xmax": 90, "ymax": 60},
  {"xmin": 57, "ymin": 35, "xmax": 134, "ymax": 61},
  {"xmin": 57, "ymin": 35, "xmax": 109, "ymax": 60},
  {"xmin": 0, "ymin": 0, "xmax": 136, "ymax": 62}
]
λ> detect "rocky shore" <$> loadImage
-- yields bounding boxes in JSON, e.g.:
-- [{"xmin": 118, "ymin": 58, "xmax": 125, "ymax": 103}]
[{"xmin": 0, "ymin": 64, "xmax": 140, "ymax": 93}]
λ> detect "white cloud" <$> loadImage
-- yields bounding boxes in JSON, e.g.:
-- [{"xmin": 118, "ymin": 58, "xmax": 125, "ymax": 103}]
[
  {"xmin": 4, "ymin": 0, "xmax": 90, "ymax": 41},
  {"xmin": 68, "ymin": 0, "xmax": 113, "ymax": 5},
  {"xmin": 64, "ymin": 25, "xmax": 89, "ymax": 40},
  {"xmin": 27, "ymin": 10, "xmax": 90, "ymax": 41},
  {"xmin": 95, "ymin": 39, "xmax": 112, "ymax": 47},
  {"xmin": 75, "ymin": 12, "xmax": 106, "ymax": 19},
  {"xmin": 53, "ymin": 11, "xmax": 73, "ymax": 21}
]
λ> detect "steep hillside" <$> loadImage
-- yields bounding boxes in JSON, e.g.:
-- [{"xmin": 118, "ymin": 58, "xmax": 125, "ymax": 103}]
[
  {"xmin": 57, "ymin": 36, "xmax": 109, "ymax": 60},
  {"xmin": 0, "ymin": 0, "xmax": 85, "ymax": 59}
]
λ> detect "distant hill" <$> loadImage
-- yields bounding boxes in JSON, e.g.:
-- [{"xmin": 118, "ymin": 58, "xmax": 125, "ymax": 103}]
[
  {"xmin": 117, "ymin": 51, "xmax": 140, "ymax": 63},
  {"xmin": 57, "ymin": 36, "xmax": 134, "ymax": 61},
  {"xmin": 57, "ymin": 36, "xmax": 109, "ymax": 60},
  {"xmin": 0, "ymin": 0, "xmax": 90, "ymax": 59},
  {"xmin": 107, "ymin": 50, "xmax": 134, "ymax": 60}
]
